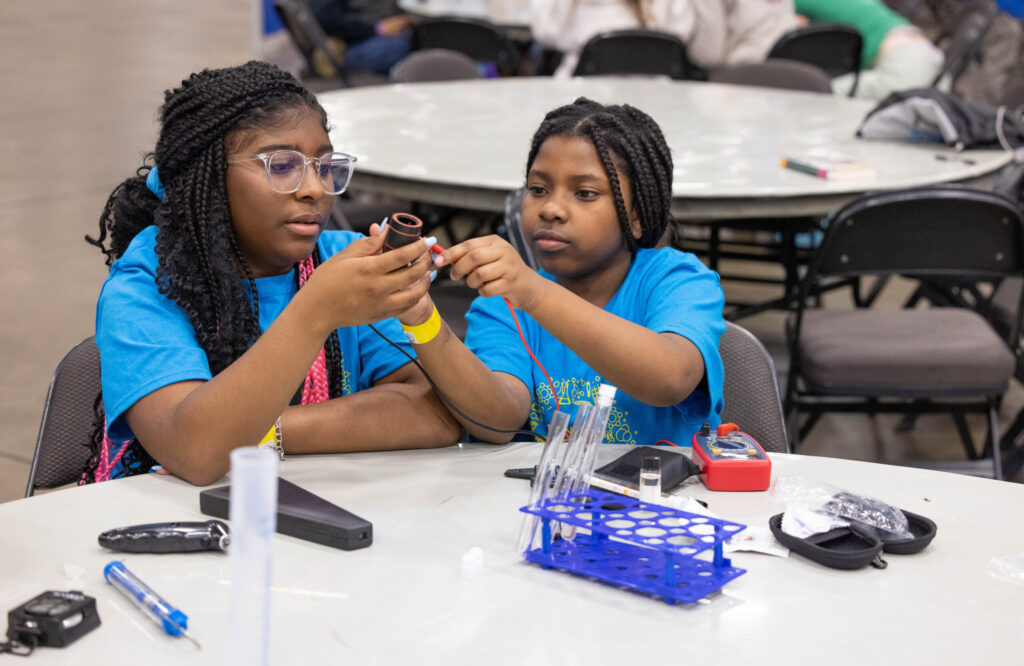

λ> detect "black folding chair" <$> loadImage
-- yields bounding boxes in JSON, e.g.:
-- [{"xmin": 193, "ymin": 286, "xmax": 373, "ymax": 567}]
[
  {"xmin": 26, "ymin": 337, "xmax": 100, "ymax": 496},
  {"xmin": 784, "ymin": 186, "xmax": 1024, "ymax": 479},
  {"xmin": 768, "ymin": 23, "xmax": 863, "ymax": 96},
  {"xmin": 412, "ymin": 17, "xmax": 519, "ymax": 75},
  {"xmin": 573, "ymin": 29, "xmax": 703, "ymax": 80},
  {"xmin": 274, "ymin": 0, "xmax": 352, "ymax": 89}
]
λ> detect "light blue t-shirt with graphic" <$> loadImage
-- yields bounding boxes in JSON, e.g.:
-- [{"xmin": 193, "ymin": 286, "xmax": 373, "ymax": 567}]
[
  {"xmin": 464, "ymin": 247, "xmax": 725, "ymax": 446},
  {"xmin": 96, "ymin": 227, "xmax": 413, "ymax": 443}
]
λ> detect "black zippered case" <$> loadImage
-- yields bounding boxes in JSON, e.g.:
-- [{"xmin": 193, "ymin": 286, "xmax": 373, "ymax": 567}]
[{"xmin": 768, "ymin": 509, "xmax": 936, "ymax": 570}]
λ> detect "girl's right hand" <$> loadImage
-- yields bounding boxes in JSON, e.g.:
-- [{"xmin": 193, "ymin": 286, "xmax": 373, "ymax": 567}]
[
  {"xmin": 303, "ymin": 232, "xmax": 435, "ymax": 331},
  {"xmin": 435, "ymin": 235, "xmax": 546, "ymax": 311}
]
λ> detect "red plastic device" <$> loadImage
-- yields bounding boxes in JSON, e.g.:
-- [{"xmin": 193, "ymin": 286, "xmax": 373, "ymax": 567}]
[{"xmin": 691, "ymin": 422, "xmax": 771, "ymax": 491}]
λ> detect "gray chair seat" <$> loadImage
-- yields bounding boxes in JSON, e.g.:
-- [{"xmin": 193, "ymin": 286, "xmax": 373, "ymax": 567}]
[{"xmin": 795, "ymin": 308, "xmax": 1014, "ymax": 395}]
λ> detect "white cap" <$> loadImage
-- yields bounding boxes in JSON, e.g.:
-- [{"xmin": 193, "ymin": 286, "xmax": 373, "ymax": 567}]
[{"xmin": 596, "ymin": 384, "xmax": 617, "ymax": 408}]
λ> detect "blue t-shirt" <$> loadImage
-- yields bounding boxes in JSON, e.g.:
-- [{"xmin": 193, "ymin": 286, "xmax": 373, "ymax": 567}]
[
  {"xmin": 96, "ymin": 227, "xmax": 413, "ymax": 442},
  {"xmin": 464, "ymin": 248, "xmax": 725, "ymax": 446}
]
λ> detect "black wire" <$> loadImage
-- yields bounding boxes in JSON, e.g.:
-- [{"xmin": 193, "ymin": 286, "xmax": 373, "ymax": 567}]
[{"xmin": 367, "ymin": 323, "xmax": 539, "ymax": 439}]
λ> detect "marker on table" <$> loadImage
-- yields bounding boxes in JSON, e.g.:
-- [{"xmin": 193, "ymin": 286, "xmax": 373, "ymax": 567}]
[{"xmin": 780, "ymin": 157, "xmax": 826, "ymax": 179}]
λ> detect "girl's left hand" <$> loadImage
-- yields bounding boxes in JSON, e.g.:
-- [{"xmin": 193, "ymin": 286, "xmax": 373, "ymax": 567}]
[{"xmin": 436, "ymin": 235, "xmax": 547, "ymax": 311}]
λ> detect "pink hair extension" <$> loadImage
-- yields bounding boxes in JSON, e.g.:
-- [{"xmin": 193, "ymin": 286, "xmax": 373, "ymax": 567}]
[
  {"xmin": 297, "ymin": 255, "xmax": 330, "ymax": 404},
  {"xmin": 80, "ymin": 427, "xmax": 132, "ymax": 484}
]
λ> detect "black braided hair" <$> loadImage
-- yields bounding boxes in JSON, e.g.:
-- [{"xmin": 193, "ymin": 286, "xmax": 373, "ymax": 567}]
[
  {"xmin": 524, "ymin": 97, "xmax": 674, "ymax": 251},
  {"xmin": 82, "ymin": 60, "xmax": 344, "ymax": 481}
]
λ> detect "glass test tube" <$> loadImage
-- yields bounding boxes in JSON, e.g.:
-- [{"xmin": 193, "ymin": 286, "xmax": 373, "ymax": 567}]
[
  {"xmin": 639, "ymin": 456, "xmax": 662, "ymax": 504},
  {"xmin": 515, "ymin": 410, "xmax": 571, "ymax": 556},
  {"xmin": 569, "ymin": 384, "xmax": 617, "ymax": 497}
]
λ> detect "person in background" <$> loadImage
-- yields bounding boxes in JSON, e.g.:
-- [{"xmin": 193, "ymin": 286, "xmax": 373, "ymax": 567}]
[
  {"xmin": 529, "ymin": 0, "xmax": 798, "ymax": 78},
  {"xmin": 795, "ymin": 0, "xmax": 945, "ymax": 99},
  {"xmin": 310, "ymin": 0, "xmax": 412, "ymax": 75},
  {"xmin": 85, "ymin": 61, "xmax": 457, "ymax": 486},
  {"xmin": 393, "ymin": 98, "xmax": 726, "ymax": 447}
]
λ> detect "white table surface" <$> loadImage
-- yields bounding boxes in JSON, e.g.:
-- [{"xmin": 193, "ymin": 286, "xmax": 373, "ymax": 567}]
[
  {"xmin": 3, "ymin": 442, "xmax": 1023, "ymax": 664},
  {"xmin": 321, "ymin": 77, "xmax": 1011, "ymax": 220}
]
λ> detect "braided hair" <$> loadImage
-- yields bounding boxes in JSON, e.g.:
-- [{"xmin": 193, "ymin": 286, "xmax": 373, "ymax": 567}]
[
  {"xmin": 83, "ymin": 61, "xmax": 341, "ymax": 481},
  {"xmin": 525, "ymin": 97, "xmax": 674, "ymax": 251}
]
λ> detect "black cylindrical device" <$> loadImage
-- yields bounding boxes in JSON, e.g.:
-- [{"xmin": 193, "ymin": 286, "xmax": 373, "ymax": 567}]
[{"xmin": 382, "ymin": 212, "xmax": 424, "ymax": 251}]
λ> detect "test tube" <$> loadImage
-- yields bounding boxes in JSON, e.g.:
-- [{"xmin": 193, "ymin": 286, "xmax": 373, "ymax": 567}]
[
  {"xmin": 553, "ymin": 403, "xmax": 595, "ymax": 501},
  {"xmin": 228, "ymin": 447, "xmax": 278, "ymax": 666},
  {"xmin": 515, "ymin": 410, "xmax": 570, "ymax": 557},
  {"xmin": 639, "ymin": 456, "xmax": 662, "ymax": 504},
  {"xmin": 570, "ymin": 384, "xmax": 617, "ymax": 496}
]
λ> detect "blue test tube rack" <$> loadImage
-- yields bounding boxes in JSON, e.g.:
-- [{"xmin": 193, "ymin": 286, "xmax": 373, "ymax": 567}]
[{"xmin": 519, "ymin": 489, "xmax": 747, "ymax": 604}]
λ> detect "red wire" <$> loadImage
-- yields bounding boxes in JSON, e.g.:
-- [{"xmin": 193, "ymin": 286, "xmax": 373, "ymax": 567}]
[
  {"xmin": 503, "ymin": 297, "xmax": 560, "ymax": 412},
  {"xmin": 654, "ymin": 439, "xmax": 682, "ymax": 447}
]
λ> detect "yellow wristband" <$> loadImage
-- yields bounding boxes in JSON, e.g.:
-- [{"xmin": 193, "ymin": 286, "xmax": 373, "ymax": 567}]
[
  {"xmin": 257, "ymin": 417, "xmax": 284, "ymax": 460},
  {"xmin": 401, "ymin": 305, "xmax": 442, "ymax": 345}
]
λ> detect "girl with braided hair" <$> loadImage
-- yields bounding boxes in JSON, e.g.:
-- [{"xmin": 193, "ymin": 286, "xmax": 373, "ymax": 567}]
[
  {"xmin": 397, "ymin": 97, "xmax": 725, "ymax": 446},
  {"xmin": 85, "ymin": 60, "xmax": 457, "ymax": 486}
]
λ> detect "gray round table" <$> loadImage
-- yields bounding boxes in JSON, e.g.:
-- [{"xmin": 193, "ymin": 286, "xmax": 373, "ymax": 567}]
[{"xmin": 320, "ymin": 77, "xmax": 1010, "ymax": 221}]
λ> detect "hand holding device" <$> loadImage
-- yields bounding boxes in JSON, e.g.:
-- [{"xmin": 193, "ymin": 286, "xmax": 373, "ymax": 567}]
[
  {"xmin": 436, "ymin": 235, "xmax": 545, "ymax": 308},
  {"xmin": 314, "ymin": 225, "xmax": 433, "ymax": 327}
]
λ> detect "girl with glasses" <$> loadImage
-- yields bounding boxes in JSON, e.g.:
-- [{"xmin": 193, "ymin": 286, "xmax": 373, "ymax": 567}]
[
  {"xmin": 85, "ymin": 61, "xmax": 456, "ymax": 486},
  {"xmin": 394, "ymin": 98, "xmax": 726, "ymax": 446}
]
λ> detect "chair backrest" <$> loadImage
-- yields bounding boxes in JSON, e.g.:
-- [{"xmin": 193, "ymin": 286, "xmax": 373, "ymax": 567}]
[
  {"xmin": 807, "ymin": 185, "xmax": 1024, "ymax": 283},
  {"xmin": 768, "ymin": 23, "xmax": 862, "ymax": 95},
  {"xmin": 573, "ymin": 29, "xmax": 700, "ymax": 80},
  {"xmin": 710, "ymin": 58, "xmax": 833, "ymax": 93},
  {"xmin": 26, "ymin": 337, "xmax": 100, "ymax": 496},
  {"xmin": 719, "ymin": 322, "xmax": 789, "ymax": 454},
  {"xmin": 412, "ymin": 17, "xmax": 519, "ymax": 74},
  {"xmin": 930, "ymin": 0, "xmax": 999, "ymax": 87},
  {"xmin": 274, "ymin": 0, "xmax": 348, "ymax": 82},
  {"xmin": 390, "ymin": 48, "xmax": 481, "ymax": 83},
  {"xmin": 502, "ymin": 188, "xmax": 539, "ymax": 270}
]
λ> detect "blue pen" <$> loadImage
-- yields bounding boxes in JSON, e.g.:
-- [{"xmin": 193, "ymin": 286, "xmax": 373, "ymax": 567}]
[{"xmin": 103, "ymin": 561, "xmax": 201, "ymax": 649}]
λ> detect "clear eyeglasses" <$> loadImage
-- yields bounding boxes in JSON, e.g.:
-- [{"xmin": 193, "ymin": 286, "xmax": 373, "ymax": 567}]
[{"xmin": 227, "ymin": 150, "xmax": 358, "ymax": 195}]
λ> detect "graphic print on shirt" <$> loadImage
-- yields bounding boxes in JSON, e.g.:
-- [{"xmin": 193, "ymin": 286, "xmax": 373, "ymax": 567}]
[{"xmin": 529, "ymin": 376, "xmax": 637, "ymax": 444}]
